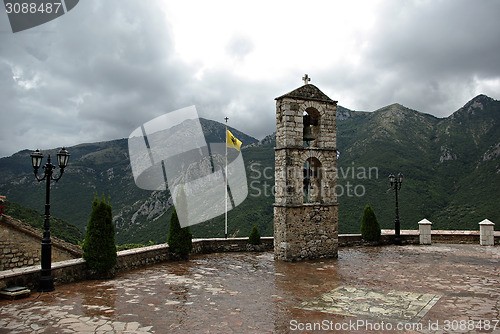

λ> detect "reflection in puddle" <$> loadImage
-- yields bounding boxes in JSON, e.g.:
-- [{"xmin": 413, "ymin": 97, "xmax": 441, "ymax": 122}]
[{"xmin": 82, "ymin": 282, "xmax": 117, "ymax": 317}]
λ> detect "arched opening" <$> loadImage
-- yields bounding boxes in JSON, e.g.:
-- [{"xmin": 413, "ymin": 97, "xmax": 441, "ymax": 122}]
[
  {"xmin": 303, "ymin": 157, "xmax": 322, "ymax": 203},
  {"xmin": 303, "ymin": 107, "xmax": 320, "ymax": 147}
]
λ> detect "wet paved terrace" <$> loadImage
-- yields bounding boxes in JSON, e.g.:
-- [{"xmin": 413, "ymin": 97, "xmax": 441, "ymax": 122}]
[{"xmin": 0, "ymin": 244, "xmax": 499, "ymax": 333}]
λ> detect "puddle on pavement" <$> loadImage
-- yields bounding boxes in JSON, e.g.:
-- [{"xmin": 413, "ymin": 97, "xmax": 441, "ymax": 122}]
[{"xmin": 1, "ymin": 245, "xmax": 499, "ymax": 333}]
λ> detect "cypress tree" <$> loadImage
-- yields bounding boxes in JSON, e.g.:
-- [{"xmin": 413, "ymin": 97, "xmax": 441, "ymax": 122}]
[
  {"xmin": 167, "ymin": 207, "xmax": 193, "ymax": 258},
  {"xmin": 248, "ymin": 224, "xmax": 261, "ymax": 245},
  {"xmin": 82, "ymin": 195, "xmax": 117, "ymax": 275},
  {"xmin": 167, "ymin": 186, "xmax": 192, "ymax": 258},
  {"xmin": 360, "ymin": 204, "xmax": 381, "ymax": 242}
]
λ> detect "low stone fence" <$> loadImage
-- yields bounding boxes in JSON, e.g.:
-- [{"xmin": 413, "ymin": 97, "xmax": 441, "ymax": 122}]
[
  {"xmin": 1, "ymin": 232, "xmax": 497, "ymax": 291},
  {"xmin": 192, "ymin": 237, "xmax": 274, "ymax": 253},
  {"xmin": 339, "ymin": 231, "xmax": 420, "ymax": 247},
  {"xmin": 0, "ymin": 237, "xmax": 274, "ymax": 291},
  {"xmin": 339, "ymin": 230, "xmax": 500, "ymax": 247},
  {"xmin": 0, "ymin": 258, "xmax": 86, "ymax": 292},
  {"xmin": 114, "ymin": 238, "xmax": 274, "ymax": 272},
  {"xmin": 430, "ymin": 230, "xmax": 480, "ymax": 244}
]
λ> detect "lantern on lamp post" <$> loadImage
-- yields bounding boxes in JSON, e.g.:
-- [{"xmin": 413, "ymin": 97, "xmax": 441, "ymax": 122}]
[
  {"xmin": 30, "ymin": 147, "xmax": 70, "ymax": 292},
  {"xmin": 389, "ymin": 172, "xmax": 403, "ymax": 245}
]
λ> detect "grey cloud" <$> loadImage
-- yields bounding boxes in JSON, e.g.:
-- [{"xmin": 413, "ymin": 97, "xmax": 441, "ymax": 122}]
[
  {"xmin": 372, "ymin": 1, "xmax": 500, "ymax": 74},
  {"xmin": 0, "ymin": 0, "xmax": 195, "ymax": 156},
  {"xmin": 226, "ymin": 35, "xmax": 254, "ymax": 61},
  {"xmin": 24, "ymin": 46, "xmax": 49, "ymax": 62},
  {"xmin": 177, "ymin": 67, "xmax": 276, "ymax": 141},
  {"xmin": 1, "ymin": 0, "xmax": 500, "ymax": 158},
  {"xmin": 314, "ymin": 0, "xmax": 500, "ymax": 118}
]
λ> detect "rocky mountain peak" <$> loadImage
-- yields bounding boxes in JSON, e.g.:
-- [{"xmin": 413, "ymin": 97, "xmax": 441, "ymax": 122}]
[
  {"xmin": 450, "ymin": 94, "xmax": 495, "ymax": 119},
  {"xmin": 374, "ymin": 103, "xmax": 410, "ymax": 115},
  {"xmin": 246, "ymin": 132, "xmax": 276, "ymax": 148},
  {"xmin": 373, "ymin": 103, "xmax": 415, "ymax": 126}
]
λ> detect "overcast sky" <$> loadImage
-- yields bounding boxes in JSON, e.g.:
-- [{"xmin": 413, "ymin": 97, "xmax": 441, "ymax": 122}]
[{"xmin": 1, "ymin": 0, "xmax": 499, "ymax": 158}]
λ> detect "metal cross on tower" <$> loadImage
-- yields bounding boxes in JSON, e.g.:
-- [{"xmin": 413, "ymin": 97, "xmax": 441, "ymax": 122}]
[{"xmin": 302, "ymin": 74, "xmax": 311, "ymax": 85}]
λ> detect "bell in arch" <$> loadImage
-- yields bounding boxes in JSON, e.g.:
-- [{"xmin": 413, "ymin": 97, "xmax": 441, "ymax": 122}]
[{"xmin": 303, "ymin": 114, "xmax": 316, "ymax": 142}]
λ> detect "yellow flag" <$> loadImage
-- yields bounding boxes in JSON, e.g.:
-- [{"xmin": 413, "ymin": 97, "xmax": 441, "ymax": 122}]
[{"xmin": 226, "ymin": 130, "xmax": 242, "ymax": 151}]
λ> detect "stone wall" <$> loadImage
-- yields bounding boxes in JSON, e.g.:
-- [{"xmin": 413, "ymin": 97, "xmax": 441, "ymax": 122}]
[
  {"xmin": 274, "ymin": 97, "xmax": 338, "ymax": 206},
  {"xmin": 193, "ymin": 237, "xmax": 273, "ymax": 254},
  {"xmin": 0, "ymin": 237, "xmax": 274, "ymax": 290},
  {"xmin": 338, "ymin": 233, "xmax": 419, "ymax": 247},
  {"xmin": 429, "ymin": 230, "xmax": 481, "ymax": 244},
  {"xmin": 274, "ymin": 204, "xmax": 338, "ymax": 261},
  {"xmin": 0, "ymin": 214, "xmax": 82, "ymax": 271},
  {"xmin": 274, "ymin": 148, "xmax": 338, "ymax": 205},
  {"xmin": 1, "ymin": 232, "xmax": 496, "ymax": 291},
  {"xmin": 275, "ymin": 98, "xmax": 337, "ymax": 150}
]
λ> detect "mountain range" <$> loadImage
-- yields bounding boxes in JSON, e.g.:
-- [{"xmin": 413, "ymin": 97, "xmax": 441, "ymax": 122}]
[{"xmin": 0, "ymin": 95, "xmax": 498, "ymax": 244}]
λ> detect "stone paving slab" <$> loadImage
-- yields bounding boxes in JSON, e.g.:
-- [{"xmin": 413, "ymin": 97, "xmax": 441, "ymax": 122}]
[
  {"xmin": 298, "ymin": 286, "xmax": 441, "ymax": 323},
  {"xmin": 0, "ymin": 244, "xmax": 499, "ymax": 333}
]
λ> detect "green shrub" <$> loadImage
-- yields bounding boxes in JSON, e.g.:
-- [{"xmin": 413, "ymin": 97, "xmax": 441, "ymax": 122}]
[
  {"xmin": 360, "ymin": 204, "xmax": 381, "ymax": 242},
  {"xmin": 167, "ymin": 207, "xmax": 193, "ymax": 258},
  {"xmin": 248, "ymin": 224, "xmax": 261, "ymax": 245},
  {"xmin": 116, "ymin": 241, "xmax": 153, "ymax": 252},
  {"xmin": 82, "ymin": 195, "xmax": 117, "ymax": 274}
]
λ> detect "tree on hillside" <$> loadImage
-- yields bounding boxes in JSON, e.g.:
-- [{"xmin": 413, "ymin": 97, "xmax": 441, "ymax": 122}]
[
  {"xmin": 360, "ymin": 204, "xmax": 381, "ymax": 242},
  {"xmin": 82, "ymin": 195, "xmax": 117, "ymax": 276}
]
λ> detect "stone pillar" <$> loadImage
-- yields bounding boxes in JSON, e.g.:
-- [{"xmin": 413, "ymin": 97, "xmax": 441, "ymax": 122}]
[
  {"xmin": 479, "ymin": 219, "xmax": 495, "ymax": 246},
  {"xmin": 418, "ymin": 219, "xmax": 432, "ymax": 245}
]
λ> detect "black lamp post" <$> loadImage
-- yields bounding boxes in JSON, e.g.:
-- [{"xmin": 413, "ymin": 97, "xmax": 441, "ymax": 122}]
[
  {"xmin": 30, "ymin": 147, "xmax": 70, "ymax": 292},
  {"xmin": 389, "ymin": 172, "xmax": 403, "ymax": 245}
]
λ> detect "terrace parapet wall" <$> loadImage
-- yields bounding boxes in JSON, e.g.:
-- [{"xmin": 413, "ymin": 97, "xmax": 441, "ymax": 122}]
[
  {"xmin": 1, "ymin": 232, "xmax": 497, "ymax": 291},
  {"xmin": 0, "ymin": 238, "xmax": 274, "ymax": 290}
]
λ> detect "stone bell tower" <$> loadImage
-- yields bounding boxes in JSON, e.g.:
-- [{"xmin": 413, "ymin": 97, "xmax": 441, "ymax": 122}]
[{"xmin": 274, "ymin": 75, "xmax": 339, "ymax": 261}]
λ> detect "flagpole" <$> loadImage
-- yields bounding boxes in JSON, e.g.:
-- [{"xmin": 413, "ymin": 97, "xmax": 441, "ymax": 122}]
[{"xmin": 224, "ymin": 117, "xmax": 228, "ymax": 239}]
